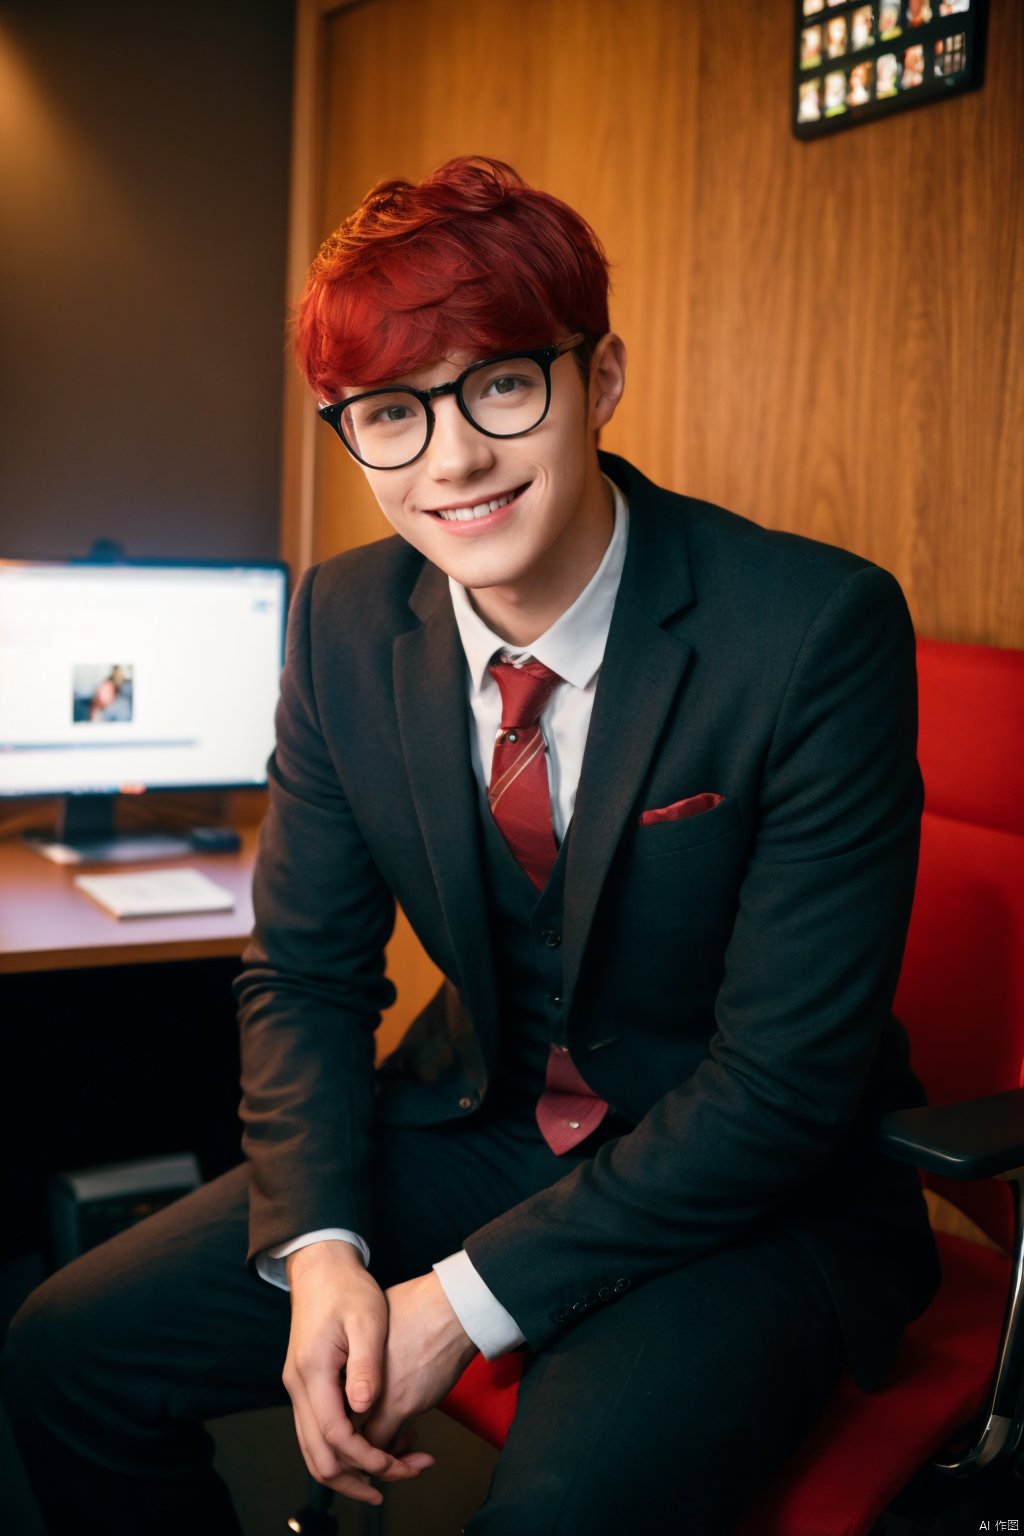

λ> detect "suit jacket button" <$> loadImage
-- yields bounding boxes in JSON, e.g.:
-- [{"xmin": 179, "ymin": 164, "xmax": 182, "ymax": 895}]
[
  {"xmin": 613, "ymin": 1278, "xmax": 630, "ymax": 1294},
  {"xmin": 552, "ymin": 1308, "xmax": 570, "ymax": 1324},
  {"xmin": 597, "ymin": 1287, "xmax": 613, "ymax": 1301},
  {"xmin": 540, "ymin": 928, "xmax": 562, "ymax": 948}
]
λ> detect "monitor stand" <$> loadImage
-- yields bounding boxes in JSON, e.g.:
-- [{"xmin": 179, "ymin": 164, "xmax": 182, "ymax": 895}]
[{"xmin": 22, "ymin": 793, "xmax": 192, "ymax": 865}]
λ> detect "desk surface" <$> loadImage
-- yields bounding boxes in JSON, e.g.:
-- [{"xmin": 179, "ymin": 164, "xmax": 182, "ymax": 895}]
[{"xmin": 0, "ymin": 827, "xmax": 260, "ymax": 975}]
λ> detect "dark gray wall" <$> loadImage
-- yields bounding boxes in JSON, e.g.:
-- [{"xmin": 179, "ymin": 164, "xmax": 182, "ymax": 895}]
[{"xmin": 0, "ymin": 0, "xmax": 294, "ymax": 560}]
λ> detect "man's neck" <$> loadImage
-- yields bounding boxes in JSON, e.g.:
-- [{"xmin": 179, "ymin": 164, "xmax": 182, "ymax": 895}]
[{"xmin": 467, "ymin": 474, "xmax": 615, "ymax": 648}]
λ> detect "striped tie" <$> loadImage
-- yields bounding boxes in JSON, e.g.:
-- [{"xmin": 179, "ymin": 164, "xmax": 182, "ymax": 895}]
[
  {"xmin": 487, "ymin": 656, "xmax": 561, "ymax": 889},
  {"xmin": 488, "ymin": 656, "xmax": 609, "ymax": 1153}
]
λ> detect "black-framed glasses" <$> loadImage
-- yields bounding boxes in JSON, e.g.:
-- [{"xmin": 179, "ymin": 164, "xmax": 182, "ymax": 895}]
[{"xmin": 317, "ymin": 333, "xmax": 586, "ymax": 470}]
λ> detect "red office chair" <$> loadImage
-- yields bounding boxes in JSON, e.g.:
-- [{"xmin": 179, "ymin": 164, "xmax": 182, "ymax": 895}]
[{"xmin": 441, "ymin": 636, "xmax": 1024, "ymax": 1535}]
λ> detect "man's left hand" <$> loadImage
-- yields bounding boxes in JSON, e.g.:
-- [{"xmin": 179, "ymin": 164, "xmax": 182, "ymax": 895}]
[{"xmin": 361, "ymin": 1271, "xmax": 478, "ymax": 1454}]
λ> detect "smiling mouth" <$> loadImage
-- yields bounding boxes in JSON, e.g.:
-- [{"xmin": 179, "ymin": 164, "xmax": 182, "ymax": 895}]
[{"xmin": 427, "ymin": 484, "xmax": 529, "ymax": 522}]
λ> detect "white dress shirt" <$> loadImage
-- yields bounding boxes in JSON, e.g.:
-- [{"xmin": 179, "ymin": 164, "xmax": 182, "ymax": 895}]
[{"xmin": 256, "ymin": 478, "xmax": 629, "ymax": 1360}]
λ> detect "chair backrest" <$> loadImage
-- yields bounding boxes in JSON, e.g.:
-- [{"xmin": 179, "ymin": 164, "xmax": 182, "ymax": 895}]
[{"xmin": 893, "ymin": 636, "xmax": 1024, "ymax": 1246}]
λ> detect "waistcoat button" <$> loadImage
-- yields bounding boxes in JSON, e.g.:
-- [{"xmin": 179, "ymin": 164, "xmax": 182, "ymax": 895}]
[{"xmin": 540, "ymin": 928, "xmax": 561, "ymax": 948}]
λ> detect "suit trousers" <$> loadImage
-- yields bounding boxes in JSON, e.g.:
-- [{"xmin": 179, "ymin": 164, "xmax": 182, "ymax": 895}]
[{"xmin": 1, "ymin": 1107, "xmax": 845, "ymax": 1536}]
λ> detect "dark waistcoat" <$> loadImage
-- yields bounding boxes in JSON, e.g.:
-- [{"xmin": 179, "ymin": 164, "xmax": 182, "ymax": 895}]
[{"xmin": 476, "ymin": 793, "xmax": 572, "ymax": 1131}]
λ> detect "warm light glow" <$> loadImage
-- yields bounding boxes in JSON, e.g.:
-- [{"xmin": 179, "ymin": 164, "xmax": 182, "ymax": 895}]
[
  {"xmin": 0, "ymin": 22, "xmax": 70, "ymax": 197},
  {"xmin": 0, "ymin": 21, "xmax": 137, "ymax": 263}
]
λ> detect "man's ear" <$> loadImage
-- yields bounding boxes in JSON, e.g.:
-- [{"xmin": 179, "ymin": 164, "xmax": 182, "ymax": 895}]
[{"xmin": 588, "ymin": 333, "xmax": 627, "ymax": 433}]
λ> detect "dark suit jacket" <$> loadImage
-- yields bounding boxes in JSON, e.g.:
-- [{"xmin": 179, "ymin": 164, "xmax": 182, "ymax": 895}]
[{"xmin": 234, "ymin": 451, "xmax": 940, "ymax": 1392}]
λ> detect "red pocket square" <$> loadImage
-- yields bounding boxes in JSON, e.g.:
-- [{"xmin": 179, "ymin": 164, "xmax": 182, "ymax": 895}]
[{"xmin": 638, "ymin": 792, "xmax": 725, "ymax": 827}]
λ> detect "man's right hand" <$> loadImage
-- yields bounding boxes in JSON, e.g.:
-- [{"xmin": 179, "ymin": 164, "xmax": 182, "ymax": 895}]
[{"xmin": 282, "ymin": 1240, "xmax": 435, "ymax": 1506}]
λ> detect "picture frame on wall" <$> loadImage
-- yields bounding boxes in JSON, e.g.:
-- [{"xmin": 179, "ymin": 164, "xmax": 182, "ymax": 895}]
[{"xmin": 793, "ymin": 0, "xmax": 988, "ymax": 138}]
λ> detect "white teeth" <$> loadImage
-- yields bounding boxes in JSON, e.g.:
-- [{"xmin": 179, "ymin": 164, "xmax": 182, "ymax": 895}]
[{"xmin": 436, "ymin": 490, "xmax": 517, "ymax": 521}]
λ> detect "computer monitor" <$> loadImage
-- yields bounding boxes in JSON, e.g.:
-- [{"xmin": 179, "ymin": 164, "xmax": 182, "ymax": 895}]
[{"xmin": 0, "ymin": 557, "xmax": 289, "ymax": 862}]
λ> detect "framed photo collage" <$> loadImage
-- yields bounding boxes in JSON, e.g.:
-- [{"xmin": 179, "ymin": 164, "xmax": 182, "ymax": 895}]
[{"xmin": 794, "ymin": 0, "xmax": 988, "ymax": 138}]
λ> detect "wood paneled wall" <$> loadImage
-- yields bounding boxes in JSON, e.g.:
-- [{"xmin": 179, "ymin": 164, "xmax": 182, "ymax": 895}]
[{"xmin": 284, "ymin": 0, "xmax": 1023, "ymax": 1045}]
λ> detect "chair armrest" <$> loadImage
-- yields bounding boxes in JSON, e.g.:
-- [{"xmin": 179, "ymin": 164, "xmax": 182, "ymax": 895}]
[
  {"xmin": 879, "ymin": 1087, "xmax": 1024, "ymax": 1179},
  {"xmin": 880, "ymin": 1087, "xmax": 1024, "ymax": 1475}
]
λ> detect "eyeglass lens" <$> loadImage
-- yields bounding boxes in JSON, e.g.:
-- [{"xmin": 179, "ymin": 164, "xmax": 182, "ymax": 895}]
[{"xmin": 340, "ymin": 356, "xmax": 550, "ymax": 468}]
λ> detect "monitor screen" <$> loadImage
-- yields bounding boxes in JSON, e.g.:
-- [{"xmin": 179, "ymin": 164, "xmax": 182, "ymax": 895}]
[{"xmin": 0, "ymin": 559, "xmax": 288, "ymax": 799}]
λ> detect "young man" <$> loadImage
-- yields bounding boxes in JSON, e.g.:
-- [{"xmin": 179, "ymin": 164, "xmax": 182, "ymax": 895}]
[{"xmin": 3, "ymin": 157, "xmax": 938, "ymax": 1535}]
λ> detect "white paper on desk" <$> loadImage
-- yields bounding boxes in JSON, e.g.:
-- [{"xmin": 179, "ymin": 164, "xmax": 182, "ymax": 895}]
[{"xmin": 73, "ymin": 868, "xmax": 235, "ymax": 919}]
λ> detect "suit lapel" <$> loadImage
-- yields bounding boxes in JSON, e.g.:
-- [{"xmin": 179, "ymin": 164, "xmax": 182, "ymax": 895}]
[
  {"xmin": 561, "ymin": 458, "xmax": 697, "ymax": 1017},
  {"xmin": 393, "ymin": 564, "xmax": 499, "ymax": 1052}
]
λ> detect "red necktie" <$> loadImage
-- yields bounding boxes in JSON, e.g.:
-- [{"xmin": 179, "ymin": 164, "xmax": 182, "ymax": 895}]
[{"xmin": 488, "ymin": 656, "xmax": 609, "ymax": 1153}]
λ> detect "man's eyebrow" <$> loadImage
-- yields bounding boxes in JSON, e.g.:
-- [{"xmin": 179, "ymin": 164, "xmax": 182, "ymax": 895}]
[
  {"xmin": 344, "ymin": 373, "xmax": 424, "ymax": 392},
  {"xmin": 339, "ymin": 351, "xmax": 496, "ymax": 397},
  {"xmin": 335, "ymin": 380, "xmax": 408, "ymax": 397}
]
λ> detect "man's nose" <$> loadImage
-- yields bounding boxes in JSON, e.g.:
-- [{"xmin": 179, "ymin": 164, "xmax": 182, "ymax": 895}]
[{"xmin": 423, "ymin": 395, "xmax": 495, "ymax": 482}]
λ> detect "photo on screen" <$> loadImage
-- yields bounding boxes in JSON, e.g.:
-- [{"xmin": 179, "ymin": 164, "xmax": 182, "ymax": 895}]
[{"xmin": 72, "ymin": 664, "xmax": 134, "ymax": 725}]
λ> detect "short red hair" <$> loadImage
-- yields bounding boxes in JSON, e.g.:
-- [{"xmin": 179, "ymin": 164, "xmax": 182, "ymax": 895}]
[{"xmin": 295, "ymin": 156, "xmax": 610, "ymax": 399}]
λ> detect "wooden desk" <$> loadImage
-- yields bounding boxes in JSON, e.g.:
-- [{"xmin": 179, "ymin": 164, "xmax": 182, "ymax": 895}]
[{"xmin": 0, "ymin": 828, "xmax": 260, "ymax": 975}]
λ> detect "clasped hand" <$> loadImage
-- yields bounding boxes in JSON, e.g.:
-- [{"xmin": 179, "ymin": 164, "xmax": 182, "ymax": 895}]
[{"xmin": 282, "ymin": 1241, "xmax": 478, "ymax": 1507}]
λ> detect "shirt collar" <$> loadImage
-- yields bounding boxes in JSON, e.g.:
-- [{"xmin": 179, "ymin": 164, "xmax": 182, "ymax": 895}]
[{"xmin": 449, "ymin": 475, "xmax": 629, "ymax": 694}]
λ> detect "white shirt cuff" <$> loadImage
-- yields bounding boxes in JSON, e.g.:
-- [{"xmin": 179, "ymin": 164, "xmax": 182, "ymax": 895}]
[
  {"xmin": 433, "ymin": 1250, "xmax": 526, "ymax": 1359},
  {"xmin": 255, "ymin": 1228, "xmax": 370, "ymax": 1291}
]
